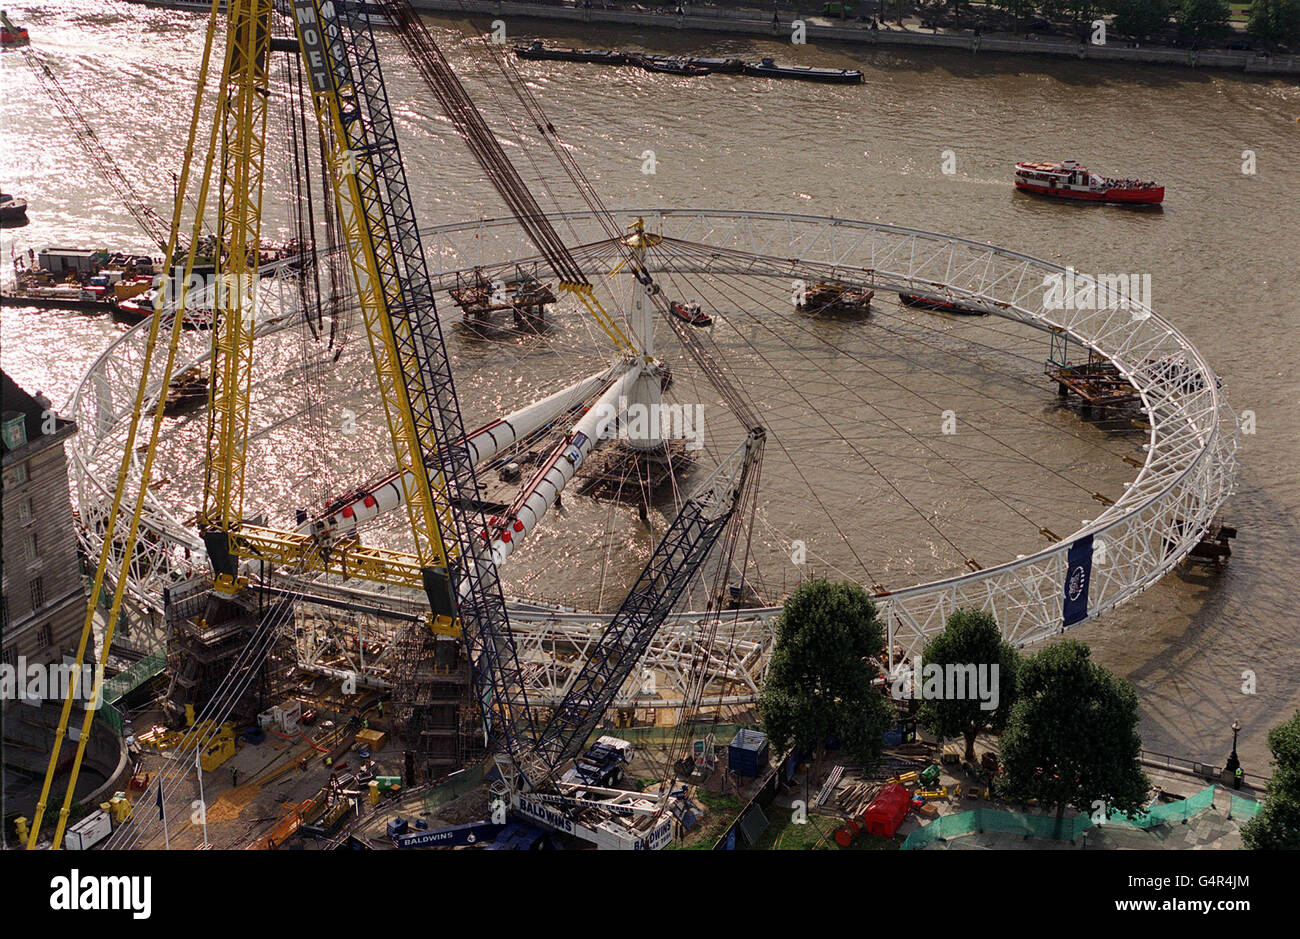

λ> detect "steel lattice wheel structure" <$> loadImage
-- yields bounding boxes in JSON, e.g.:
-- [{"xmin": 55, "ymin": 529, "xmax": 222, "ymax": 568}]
[{"xmin": 66, "ymin": 210, "xmax": 1240, "ymax": 707}]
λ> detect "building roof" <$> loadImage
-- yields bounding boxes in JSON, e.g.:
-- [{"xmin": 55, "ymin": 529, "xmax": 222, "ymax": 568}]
[{"xmin": 1, "ymin": 369, "xmax": 75, "ymax": 456}]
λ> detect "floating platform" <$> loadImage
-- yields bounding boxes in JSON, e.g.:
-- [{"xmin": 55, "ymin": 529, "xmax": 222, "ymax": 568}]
[
  {"xmin": 448, "ymin": 266, "xmax": 556, "ymax": 324},
  {"xmin": 148, "ymin": 366, "xmax": 208, "ymax": 417},
  {"xmin": 576, "ymin": 440, "xmax": 696, "ymax": 514},
  {"xmin": 1046, "ymin": 351, "xmax": 1139, "ymax": 410},
  {"xmin": 798, "ymin": 281, "xmax": 874, "ymax": 315},
  {"xmin": 1186, "ymin": 517, "xmax": 1237, "ymax": 571},
  {"xmin": 0, "ymin": 291, "xmax": 108, "ymax": 312}
]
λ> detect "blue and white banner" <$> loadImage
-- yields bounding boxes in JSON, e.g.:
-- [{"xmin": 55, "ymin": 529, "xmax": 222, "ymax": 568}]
[{"xmin": 1062, "ymin": 533, "xmax": 1094, "ymax": 627}]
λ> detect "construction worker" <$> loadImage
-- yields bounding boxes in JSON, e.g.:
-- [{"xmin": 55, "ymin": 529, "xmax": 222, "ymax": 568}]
[
  {"xmin": 325, "ymin": 755, "xmax": 333, "ymax": 768},
  {"xmin": 231, "ymin": 767, "xmax": 239, "ymax": 787},
  {"xmin": 377, "ymin": 700, "xmax": 384, "ymax": 718},
  {"xmin": 1234, "ymin": 765, "xmax": 1244, "ymax": 790}
]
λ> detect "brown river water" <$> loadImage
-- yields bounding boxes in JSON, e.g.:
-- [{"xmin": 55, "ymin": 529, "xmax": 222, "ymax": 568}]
[{"xmin": 1, "ymin": 1, "xmax": 1298, "ymax": 773}]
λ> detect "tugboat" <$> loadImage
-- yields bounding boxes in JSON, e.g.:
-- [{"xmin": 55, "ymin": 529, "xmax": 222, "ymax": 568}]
[
  {"xmin": 1014, "ymin": 160, "xmax": 1164, "ymax": 205},
  {"xmin": 0, "ymin": 191, "xmax": 27, "ymax": 223},
  {"xmin": 669, "ymin": 300, "xmax": 712, "ymax": 327},
  {"xmin": 0, "ymin": 10, "xmax": 30, "ymax": 47},
  {"xmin": 898, "ymin": 291, "xmax": 988, "ymax": 315}
]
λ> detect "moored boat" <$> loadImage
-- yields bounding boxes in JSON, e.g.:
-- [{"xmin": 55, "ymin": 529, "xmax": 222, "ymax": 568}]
[
  {"xmin": 640, "ymin": 56, "xmax": 710, "ymax": 77},
  {"xmin": 514, "ymin": 41, "xmax": 630, "ymax": 66},
  {"xmin": 0, "ymin": 10, "xmax": 29, "ymax": 46},
  {"xmin": 114, "ymin": 290, "xmax": 215, "ymax": 330},
  {"xmin": 682, "ymin": 56, "xmax": 745, "ymax": 74},
  {"xmin": 898, "ymin": 291, "xmax": 989, "ymax": 315},
  {"xmin": 743, "ymin": 58, "xmax": 863, "ymax": 84},
  {"xmin": 1014, "ymin": 160, "xmax": 1164, "ymax": 205},
  {"xmin": 0, "ymin": 192, "xmax": 27, "ymax": 223}
]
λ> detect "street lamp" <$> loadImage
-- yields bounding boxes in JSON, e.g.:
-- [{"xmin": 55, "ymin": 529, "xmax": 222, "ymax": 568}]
[{"xmin": 1225, "ymin": 719, "xmax": 1241, "ymax": 783}]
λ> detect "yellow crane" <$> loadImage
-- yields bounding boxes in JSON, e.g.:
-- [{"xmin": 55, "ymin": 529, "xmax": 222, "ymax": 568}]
[{"xmin": 28, "ymin": 0, "xmax": 539, "ymax": 848}]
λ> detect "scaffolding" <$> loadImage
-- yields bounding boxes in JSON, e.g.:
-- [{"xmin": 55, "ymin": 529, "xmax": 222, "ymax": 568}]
[{"xmin": 448, "ymin": 264, "xmax": 557, "ymax": 325}]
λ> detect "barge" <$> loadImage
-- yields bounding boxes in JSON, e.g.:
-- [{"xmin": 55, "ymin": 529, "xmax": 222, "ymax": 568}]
[{"xmin": 743, "ymin": 58, "xmax": 864, "ymax": 84}]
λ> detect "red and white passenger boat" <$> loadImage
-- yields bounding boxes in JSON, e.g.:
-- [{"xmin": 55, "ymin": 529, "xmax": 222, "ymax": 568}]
[{"xmin": 1014, "ymin": 160, "xmax": 1164, "ymax": 205}]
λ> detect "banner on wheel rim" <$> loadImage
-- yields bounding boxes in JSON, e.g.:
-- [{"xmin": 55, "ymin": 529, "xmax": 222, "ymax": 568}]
[{"xmin": 1062, "ymin": 533, "xmax": 1094, "ymax": 627}]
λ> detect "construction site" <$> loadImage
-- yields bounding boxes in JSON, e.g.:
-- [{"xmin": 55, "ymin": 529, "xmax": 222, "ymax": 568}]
[{"xmin": 4, "ymin": 0, "xmax": 1248, "ymax": 856}]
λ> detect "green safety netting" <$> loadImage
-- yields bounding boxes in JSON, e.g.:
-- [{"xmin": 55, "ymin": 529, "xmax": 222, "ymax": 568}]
[
  {"xmin": 1228, "ymin": 794, "xmax": 1262, "ymax": 820},
  {"xmin": 95, "ymin": 704, "xmax": 124, "ymax": 736},
  {"xmin": 101, "ymin": 649, "xmax": 167, "ymax": 706},
  {"xmin": 902, "ymin": 784, "xmax": 1221, "ymax": 849},
  {"xmin": 1105, "ymin": 784, "xmax": 1216, "ymax": 829},
  {"xmin": 902, "ymin": 808, "xmax": 1090, "ymax": 849},
  {"xmin": 422, "ymin": 762, "xmax": 489, "ymax": 814}
]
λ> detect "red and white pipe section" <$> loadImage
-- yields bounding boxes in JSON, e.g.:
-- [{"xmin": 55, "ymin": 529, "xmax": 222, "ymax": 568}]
[
  {"xmin": 298, "ymin": 362, "xmax": 629, "ymax": 540},
  {"xmin": 481, "ymin": 365, "xmax": 640, "ymax": 568}
]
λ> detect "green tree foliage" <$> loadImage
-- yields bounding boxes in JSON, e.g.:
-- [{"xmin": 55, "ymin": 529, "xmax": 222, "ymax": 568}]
[
  {"xmin": 915, "ymin": 608, "xmax": 1020, "ymax": 763},
  {"xmin": 999, "ymin": 640, "xmax": 1149, "ymax": 819},
  {"xmin": 1242, "ymin": 710, "xmax": 1300, "ymax": 849},
  {"xmin": 1176, "ymin": 0, "xmax": 1232, "ymax": 38},
  {"xmin": 758, "ymin": 579, "xmax": 895, "ymax": 773},
  {"xmin": 996, "ymin": 0, "xmax": 1039, "ymax": 31},
  {"xmin": 1248, "ymin": 0, "xmax": 1300, "ymax": 45},
  {"xmin": 1108, "ymin": 0, "xmax": 1173, "ymax": 36}
]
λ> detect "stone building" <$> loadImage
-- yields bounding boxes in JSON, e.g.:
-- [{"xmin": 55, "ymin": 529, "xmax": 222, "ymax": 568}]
[{"xmin": 1, "ymin": 370, "xmax": 90, "ymax": 677}]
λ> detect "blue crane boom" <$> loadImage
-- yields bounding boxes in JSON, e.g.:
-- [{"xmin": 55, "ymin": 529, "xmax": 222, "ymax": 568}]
[
  {"xmin": 522, "ymin": 428, "xmax": 766, "ymax": 786},
  {"xmin": 293, "ymin": 0, "xmax": 536, "ymax": 755}
]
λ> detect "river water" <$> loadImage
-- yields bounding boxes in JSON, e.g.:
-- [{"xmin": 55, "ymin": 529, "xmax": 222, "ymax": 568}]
[{"xmin": 2, "ymin": 1, "xmax": 1297, "ymax": 772}]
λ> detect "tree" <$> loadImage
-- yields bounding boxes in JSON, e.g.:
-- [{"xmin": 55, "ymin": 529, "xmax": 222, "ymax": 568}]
[
  {"xmin": 999, "ymin": 640, "xmax": 1149, "ymax": 821},
  {"xmin": 1248, "ymin": 0, "xmax": 1300, "ymax": 45},
  {"xmin": 1108, "ymin": 0, "xmax": 1173, "ymax": 37},
  {"xmin": 1241, "ymin": 710, "xmax": 1300, "ymax": 849},
  {"xmin": 758, "ymin": 579, "xmax": 895, "ymax": 775},
  {"xmin": 915, "ymin": 608, "xmax": 1020, "ymax": 763},
  {"xmin": 996, "ymin": 0, "xmax": 1038, "ymax": 32},
  {"xmin": 1176, "ymin": 0, "xmax": 1231, "ymax": 39}
]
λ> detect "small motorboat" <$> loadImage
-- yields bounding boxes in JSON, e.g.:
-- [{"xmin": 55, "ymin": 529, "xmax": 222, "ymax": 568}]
[
  {"xmin": 670, "ymin": 300, "xmax": 712, "ymax": 327},
  {"xmin": 0, "ymin": 192, "xmax": 27, "ymax": 223},
  {"xmin": 898, "ymin": 292, "xmax": 988, "ymax": 315}
]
